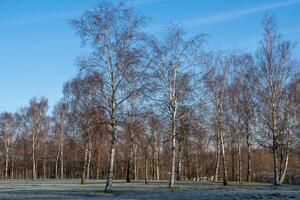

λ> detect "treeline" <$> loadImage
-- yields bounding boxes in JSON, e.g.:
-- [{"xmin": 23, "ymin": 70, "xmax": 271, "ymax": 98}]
[{"xmin": 0, "ymin": 1, "xmax": 299, "ymax": 192}]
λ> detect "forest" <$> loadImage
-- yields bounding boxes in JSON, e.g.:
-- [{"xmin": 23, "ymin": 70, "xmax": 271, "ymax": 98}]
[{"xmin": 0, "ymin": 1, "xmax": 299, "ymax": 195}]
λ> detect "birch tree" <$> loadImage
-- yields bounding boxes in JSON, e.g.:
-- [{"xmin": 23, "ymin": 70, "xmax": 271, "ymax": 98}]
[
  {"xmin": 149, "ymin": 25, "xmax": 205, "ymax": 187},
  {"xmin": 26, "ymin": 97, "xmax": 49, "ymax": 180},
  {"xmin": 256, "ymin": 15, "xmax": 296, "ymax": 185},
  {"xmin": 278, "ymin": 76, "xmax": 300, "ymax": 184},
  {"xmin": 204, "ymin": 52, "xmax": 237, "ymax": 186},
  {"xmin": 70, "ymin": 1, "xmax": 148, "ymax": 192},
  {"xmin": 53, "ymin": 101, "xmax": 68, "ymax": 179},
  {"xmin": 64, "ymin": 72, "xmax": 105, "ymax": 184},
  {"xmin": 0, "ymin": 112, "xmax": 16, "ymax": 179}
]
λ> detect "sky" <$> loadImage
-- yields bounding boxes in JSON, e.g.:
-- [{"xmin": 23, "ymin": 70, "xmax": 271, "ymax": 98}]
[{"xmin": 0, "ymin": 0, "xmax": 299, "ymax": 113}]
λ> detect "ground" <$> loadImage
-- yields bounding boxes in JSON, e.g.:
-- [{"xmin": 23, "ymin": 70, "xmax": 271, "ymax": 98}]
[{"xmin": 0, "ymin": 179, "xmax": 299, "ymax": 200}]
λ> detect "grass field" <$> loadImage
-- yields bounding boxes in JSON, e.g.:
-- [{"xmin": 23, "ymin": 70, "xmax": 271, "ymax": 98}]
[{"xmin": 0, "ymin": 179, "xmax": 299, "ymax": 199}]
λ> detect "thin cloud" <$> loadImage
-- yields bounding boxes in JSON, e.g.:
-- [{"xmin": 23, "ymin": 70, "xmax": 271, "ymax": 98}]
[{"xmin": 181, "ymin": 0, "xmax": 300, "ymax": 27}]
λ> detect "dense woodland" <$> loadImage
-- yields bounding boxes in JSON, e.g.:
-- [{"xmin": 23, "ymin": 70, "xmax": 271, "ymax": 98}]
[{"xmin": 0, "ymin": 1, "xmax": 299, "ymax": 192}]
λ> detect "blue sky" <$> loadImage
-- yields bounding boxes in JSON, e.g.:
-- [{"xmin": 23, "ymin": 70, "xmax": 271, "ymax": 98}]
[{"xmin": 0, "ymin": 0, "xmax": 299, "ymax": 113}]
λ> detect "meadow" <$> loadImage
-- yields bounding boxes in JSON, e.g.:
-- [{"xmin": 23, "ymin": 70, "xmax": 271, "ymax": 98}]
[{"xmin": 0, "ymin": 180, "xmax": 299, "ymax": 200}]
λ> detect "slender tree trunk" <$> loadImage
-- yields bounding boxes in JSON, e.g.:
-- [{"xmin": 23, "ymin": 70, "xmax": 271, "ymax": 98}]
[
  {"xmin": 220, "ymin": 130, "xmax": 228, "ymax": 186},
  {"xmin": 11, "ymin": 152, "xmax": 14, "ymax": 179},
  {"xmin": 196, "ymin": 147, "xmax": 200, "ymax": 181},
  {"xmin": 25, "ymin": 162, "xmax": 28, "ymax": 179},
  {"xmin": 48, "ymin": 163, "xmax": 51, "ymax": 179},
  {"xmin": 55, "ymin": 146, "xmax": 60, "ymax": 179},
  {"xmin": 43, "ymin": 157, "xmax": 46, "ymax": 179},
  {"xmin": 104, "ymin": 75, "xmax": 118, "ymax": 192},
  {"xmin": 60, "ymin": 136, "xmax": 64, "ymax": 179},
  {"xmin": 127, "ymin": 131, "xmax": 134, "ymax": 182},
  {"xmin": 177, "ymin": 140, "xmax": 182, "ymax": 181},
  {"xmin": 152, "ymin": 130, "xmax": 159, "ymax": 181},
  {"xmin": 43, "ymin": 144, "xmax": 47, "ymax": 179},
  {"xmin": 126, "ymin": 155, "xmax": 132, "ymax": 182},
  {"xmin": 145, "ymin": 150, "xmax": 148, "ymax": 185},
  {"xmin": 87, "ymin": 143, "xmax": 92, "ymax": 180},
  {"xmin": 81, "ymin": 143, "xmax": 89, "ymax": 184},
  {"xmin": 238, "ymin": 143, "xmax": 242, "ymax": 183},
  {"xmin": 156, "ymin": 152, "xmax": 160, "ymax": 181},
  {"xmin": 32, "ymin": 148, "xmax": 37, "ymax": 180},
  {"xmin": 43, "ymin": 159, "xmax": 47, "ymax": 179},
  {"xmin": 231, "ymin": 142, "xmax": 235, "ymax": 182},
  {"xmin": 104, "ymin": 132, "xmax": 116, "ymax": 193},
  {"xmin": 152, "ymin": 155, "xmax": 155, "ymax": 180},
  {"xmin": 271, "ymin": 94, "xmax": 280, "ymax": 185},
  {"xmin": 96, "ymin": 150, "xmax": 101, "ymax": 180},
  {"xmin": 169, "ymin": 118, "xmax": 177, "ymax": 187},
  {"xmin": 213, "ymin": 137, "xmax": 220, "ymax": 182},
  {"xmin": 134, "ymin": 146, "xmax": 138, "ymax": 181},
  {"xmin": 246, "ymin": 134, "xmax": 251, "ymax": 182},
  {"xmin": 183, "ymin": 134, "xmax": 189, "ymax": 181},
  {"xmin": 5, "ymin": 149, "xmax": 9, "ymax": 179},
  {"xmin": 279, "ymin": 148, "xmax": 284, "ymax": 179},
  {"xmin": 272, "ymin": 142, "xmax": 280, "ymax": 185},
  {"xmin": 169, "ymin": 65, "xmax": 178, "ymax": 187}
]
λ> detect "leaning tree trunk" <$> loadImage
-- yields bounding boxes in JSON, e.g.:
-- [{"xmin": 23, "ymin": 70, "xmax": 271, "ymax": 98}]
[
  {"xmin": 104, "ymin": 129, "xmax": 116, "ymax": 193},
  {"xmin": 280, "ymin": 148, "xmax": 289, "ymax": 184},
  {"xmin": 280, "ymin": 130, "xmax": 291, "ymax": 184}
]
